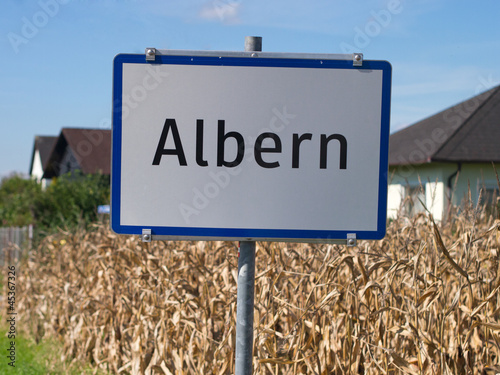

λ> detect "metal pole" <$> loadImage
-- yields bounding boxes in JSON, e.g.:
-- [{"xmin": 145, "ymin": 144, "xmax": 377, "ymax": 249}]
[
  {"xmin": 244, "ymin": 36, "xmax": 262, "ymax": 53},
  {"xmin": 234, "ymin": 35, "xmax": 261, "ymax": 375},
  {"xmin": 235, "ymin": 241, "xmax": 256, "ymax": 374}
]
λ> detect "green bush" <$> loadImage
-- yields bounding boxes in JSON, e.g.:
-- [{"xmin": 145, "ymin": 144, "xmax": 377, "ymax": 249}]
[
  {"xmin": 33, "ymin": 171, "xmax": 110, "ymax": 234},
  {"xmin": 0, "ymin": 172, "xmax": 110, "ymax": 235},
  {"xmin": 0, "ymin": 174, "xmax": 41, "ymax": 227}
]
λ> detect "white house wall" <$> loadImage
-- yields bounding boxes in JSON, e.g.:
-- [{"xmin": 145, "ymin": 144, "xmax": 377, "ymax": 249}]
[
  {"xmin": 388, "ymin": 162, "xmax": 499, "ymax": 220},
  {"xmin": 388, "ymin": 163, "xmax": 453, "ymax": 220},
  {"xmin": 387, "ymin": 184, "xmax": 404, "ymax": 219},
  {"xmin": 425, "ymin": 181, "xmax": 445, "ymax": 221},
  {"xmin": 30, "ymin": 150, "xmax": 51, "ymax": 189},
  {"xmin": 31, "ymin": 150, "xmax": 43, "ymax": 181},
  {"xmin": 451, "ymin": 163, "xmax": 500, "ymax": 207}
]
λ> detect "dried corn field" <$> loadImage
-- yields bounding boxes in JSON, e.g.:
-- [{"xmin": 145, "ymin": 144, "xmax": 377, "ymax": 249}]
[{"xmin": 9, "ymin": 202, "xmax": 500, "ymax": 374}]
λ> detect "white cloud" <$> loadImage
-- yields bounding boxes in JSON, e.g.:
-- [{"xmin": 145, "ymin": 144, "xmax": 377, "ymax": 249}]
[{"xmin": 198, "ymin": 0, "xmax": 242, "ymax": 24}]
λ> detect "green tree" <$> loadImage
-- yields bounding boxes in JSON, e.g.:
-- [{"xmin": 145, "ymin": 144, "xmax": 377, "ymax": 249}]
[{"xmin": 0, "ymin": 174, "xmax": 41, "ymax": 227}]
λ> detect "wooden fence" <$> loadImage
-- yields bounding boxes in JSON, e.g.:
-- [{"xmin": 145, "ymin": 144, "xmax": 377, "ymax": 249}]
[{"xmin": 0, "ymin": 226, "xmax": 31, "ymax": 266}]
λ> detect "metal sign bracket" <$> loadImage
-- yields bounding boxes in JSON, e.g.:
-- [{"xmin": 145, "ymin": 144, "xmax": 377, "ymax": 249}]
[
  {"xmin": 353, "ymin": 53, "xmax": 363, "ymax": 67},
  {"xmin": 347, "ymin": 233, "xmax": 357, "ymax": 247},
  {"xmin": 142, "ymin": 228, "xmax": 152, "ymax": 242},
  {"xmin": 141, "ymin": 233, "xmax": 359, "ymax": 245},
  {"xmin": 145, "ymin": 48, "xmax": 157, "ymax": 61}
]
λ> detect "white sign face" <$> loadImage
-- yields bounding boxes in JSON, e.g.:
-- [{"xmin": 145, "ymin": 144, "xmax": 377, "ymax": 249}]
[{"xmin": 112, "ymin": 52, "xmax": 391, "ymax": 242}]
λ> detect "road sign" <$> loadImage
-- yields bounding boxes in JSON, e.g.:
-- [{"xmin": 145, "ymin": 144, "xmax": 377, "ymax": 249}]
[
  {"xmin": 111, "ymin": 50, "xmax": 391, "ymax": 242},
  {"xmin": 97, "ymin": 205, "xmax": 110, "ymax": 214}
]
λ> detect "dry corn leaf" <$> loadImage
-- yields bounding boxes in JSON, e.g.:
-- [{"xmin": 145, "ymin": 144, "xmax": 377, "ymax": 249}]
[
  {"xmin": 12, "ymin": 207, "xmax": 500, "ymax": 374},
  {"xmin": 390, "ymin": 351, "xmax": 420, "ymax": 375},
  {"xmin": 432, "ymin": 219, "xmax": 469, "ymax": 279}
]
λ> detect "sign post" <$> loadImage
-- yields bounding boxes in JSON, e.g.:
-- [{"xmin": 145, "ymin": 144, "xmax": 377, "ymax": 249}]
[
  {"xmin": 111, "ymin": 37, "xmax": 392, "ymax": 374},
  {"xmin": 235, "ymin": 240, "xmax": 256, "ymax": 374},
  {"xmin": 234, "ymin": 35, "xmax": 260, "ymax": 375}
]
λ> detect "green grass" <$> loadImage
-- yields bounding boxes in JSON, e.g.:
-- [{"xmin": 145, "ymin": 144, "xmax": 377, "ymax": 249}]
[
  {"xmin": 0, "ymin": 317, "xmax": 106, "ymax": 374},
  {"xmin": 0, "ymin": 260, "xmax": 106, "ymax": 374},
  {"xmin": 1, "ymin": 323, "xmax": 54, "ymax": 373}
]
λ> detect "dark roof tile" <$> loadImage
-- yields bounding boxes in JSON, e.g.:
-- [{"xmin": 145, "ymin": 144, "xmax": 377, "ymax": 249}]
[
  {"xmin": 43, "ymin": 128, "xmax": 111, "ymax": 178},
  {"xmin": 389, "ymin": 85, "xmax": 500, "ymax": 165},
  {"xmin": 61, "ymin": 128, "xmax": 111, "ymax": 175}
]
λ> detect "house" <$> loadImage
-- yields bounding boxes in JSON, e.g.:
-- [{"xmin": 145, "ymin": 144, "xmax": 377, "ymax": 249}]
[
  {"xmin": 29, "ymin": 135, "xmax": 58, "ymax": 188},
  {"xmin": 43, "ymin": 128, "xmax": 111, "ymax": 179},
  {"xmin": 388, "ymin": 85, "xmax": 500, "ymax": 220}
]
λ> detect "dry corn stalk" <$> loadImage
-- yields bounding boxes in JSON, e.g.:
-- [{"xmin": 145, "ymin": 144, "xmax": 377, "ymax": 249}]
[{"xmin": 5, "ymin": 203, "xmax": 499, "ymax": 374}]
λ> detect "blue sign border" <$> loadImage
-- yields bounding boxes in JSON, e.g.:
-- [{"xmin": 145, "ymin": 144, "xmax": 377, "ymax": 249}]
[{"xmin": 111, "ymin": 53, "xmax": 391, "ymax": 242}]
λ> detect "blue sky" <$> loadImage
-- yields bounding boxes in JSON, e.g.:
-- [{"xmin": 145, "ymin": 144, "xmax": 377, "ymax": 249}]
[{"xmin": 1, "ymin": 0, "xmax": 499, "ymax": 178}]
